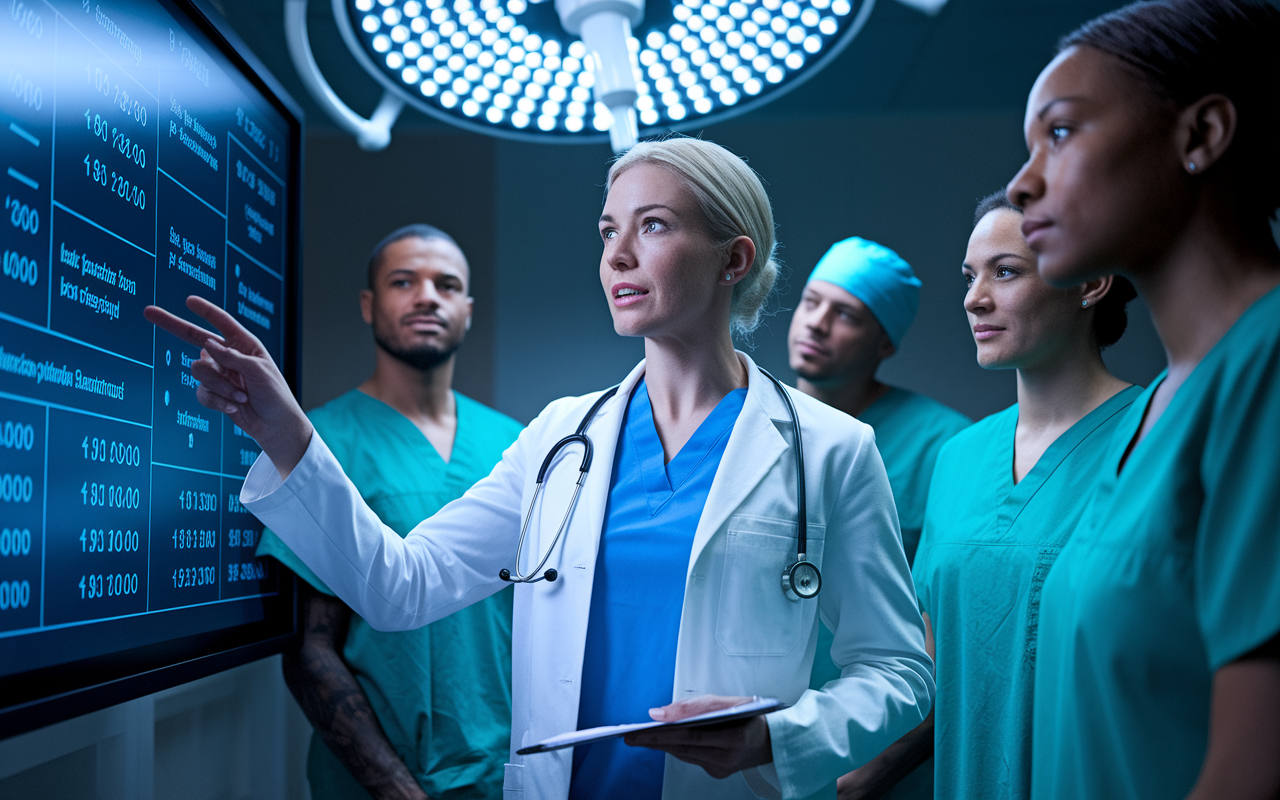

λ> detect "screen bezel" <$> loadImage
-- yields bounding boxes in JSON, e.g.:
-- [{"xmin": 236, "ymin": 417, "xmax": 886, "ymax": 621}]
[{"xmin": 0, "ymin": 0, "xmax": 304, "ymax": 740}]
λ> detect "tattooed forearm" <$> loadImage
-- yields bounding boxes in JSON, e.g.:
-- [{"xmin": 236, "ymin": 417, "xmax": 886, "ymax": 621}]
[{"xmin": 282, "ymin": 583, "xmax": 430, "ymax": 800}]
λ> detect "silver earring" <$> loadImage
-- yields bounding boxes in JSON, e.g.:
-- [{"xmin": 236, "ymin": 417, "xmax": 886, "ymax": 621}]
[
  {"xmin": 725, "ymin": 273, "xmax": 733, "ymax": 282},
  {"xmin": 1188, "ymin": 162, "xmax": 1197, "ymax": 172},
  {"xmin": 1082, "ymin": 299, "xmax": 1089, "ymax": 308}
]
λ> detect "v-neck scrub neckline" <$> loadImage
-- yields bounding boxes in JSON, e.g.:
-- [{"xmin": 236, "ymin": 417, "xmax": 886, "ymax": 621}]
[
  {"xmin": 993, "ymin": 388, "xmax": 1140, "ymax": 531},
  {"xmin": 354, "ymin": 389, "xmax": 456, "ymax": 466},
  {"xmin": 910, "ymin": 384, "xmax": 1142, "ymax": 800},
  {"xmin": 629, "ymin": 383, "xmax": 745, "ymax": 515},
  {"xmin": 255, "ymin": 388, "xmax": 524, "ymax": 800},
  {"xmin": 569, "ymin": 380, "xmax": 748, "ymax": 800}
]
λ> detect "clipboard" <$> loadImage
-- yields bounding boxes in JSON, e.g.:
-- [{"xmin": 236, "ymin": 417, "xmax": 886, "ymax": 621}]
[{"xmin": 516, "ymin": 697, "xmax": 787, "ymax": 755}]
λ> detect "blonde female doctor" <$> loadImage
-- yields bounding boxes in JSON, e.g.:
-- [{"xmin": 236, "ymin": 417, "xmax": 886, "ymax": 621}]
[{"xmin": 145, "ymin": 138, "xmax": 933, "ymax": 800}]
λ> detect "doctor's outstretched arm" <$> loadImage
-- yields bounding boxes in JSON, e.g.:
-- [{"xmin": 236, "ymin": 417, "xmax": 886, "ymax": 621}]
[
  {"xmin": 144, "ymin": 297, "xmax": 314, "ymax": 478},
  {"xmin": 145, "ymin": 296, "xmax": 523, "ymax": 632}
]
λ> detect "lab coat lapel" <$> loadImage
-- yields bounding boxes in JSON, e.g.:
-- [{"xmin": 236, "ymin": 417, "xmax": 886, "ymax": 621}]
[{"xmin": 687, "ymin": 355, "xmax": 788, "ymax": 577}]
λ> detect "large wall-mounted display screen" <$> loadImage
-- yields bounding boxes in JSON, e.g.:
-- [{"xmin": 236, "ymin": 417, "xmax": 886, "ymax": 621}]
[{"xmin": 1, "ymin": 0, "xmax": 300, "ymax": 735}]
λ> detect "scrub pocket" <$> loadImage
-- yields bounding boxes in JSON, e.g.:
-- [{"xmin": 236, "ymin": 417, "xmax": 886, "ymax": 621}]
[
  {"xmin": 716, "ymin": 515, "xmax": 825, "ymax": 656},
  {"xmin": 1022, "ymin": 547, "xmax": 1061, "ymax": 666}
]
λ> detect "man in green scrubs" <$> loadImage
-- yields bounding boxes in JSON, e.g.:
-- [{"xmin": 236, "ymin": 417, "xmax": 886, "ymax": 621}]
[
  {"xmin": 789, "ymin": 237, "xmax": 969, "ymax": 798},
  {"xmin": 788, "ymin": 238, "xmax": 970, "ymax": 567},
  {"xmin": 257, "ymin": 225, "xmax": 522, "ymax": 800}
]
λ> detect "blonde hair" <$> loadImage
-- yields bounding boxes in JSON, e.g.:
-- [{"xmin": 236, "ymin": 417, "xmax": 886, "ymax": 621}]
[{"xmin": 606, "ymin": 137, "xmax": 780, "ymax": 338}]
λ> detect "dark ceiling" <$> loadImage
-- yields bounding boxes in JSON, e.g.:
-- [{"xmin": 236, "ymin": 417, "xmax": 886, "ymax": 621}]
[{"xmin": 210, "ymin": 0, "xmax": 1126, "ymax": 135}]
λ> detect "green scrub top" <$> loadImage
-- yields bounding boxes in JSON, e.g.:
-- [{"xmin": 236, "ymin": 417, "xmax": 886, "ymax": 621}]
[
  {"xmin": 911, "ymin": 385, "xmax": 1141, "ymax": 800},
  {"xmin": 257, "ymin": 389, "xmax": 523, "ymax": 800},
  {"xmin": 1032, "ymin": 285, "xmax": 1280, "ymax": 800},
  {"xmin": 809, "ymin": 387, "xmax": 969, "ymax": 799}
]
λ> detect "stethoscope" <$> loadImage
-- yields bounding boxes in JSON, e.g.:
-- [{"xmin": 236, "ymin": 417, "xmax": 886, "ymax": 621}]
[{"xmin": 498, "ymin": 370, "xmax": 821, "ymax": 601}]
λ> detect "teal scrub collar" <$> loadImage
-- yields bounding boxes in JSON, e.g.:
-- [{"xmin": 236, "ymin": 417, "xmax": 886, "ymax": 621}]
[{"xmin": 806, "ymin": 237, "xmax": 921, "ymax": 347}]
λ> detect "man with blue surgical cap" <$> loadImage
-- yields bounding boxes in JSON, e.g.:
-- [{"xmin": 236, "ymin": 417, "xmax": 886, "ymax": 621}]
[
  {"xmin": 789, "ymin": 237, "xmax": 969, "ymax": 563},
  {"xmin": 790, "ymin": 238, "xmax": 968, "ymax": 799}
]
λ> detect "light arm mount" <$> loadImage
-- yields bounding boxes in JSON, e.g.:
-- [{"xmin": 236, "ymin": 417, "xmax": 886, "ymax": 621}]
[
  {"xmin": 285, "ymin": 0, "xmax": 406, "ymax": 150},
  {"xmin": 554, "ymin": 0, "xmax": 643, "ymax": 151}
]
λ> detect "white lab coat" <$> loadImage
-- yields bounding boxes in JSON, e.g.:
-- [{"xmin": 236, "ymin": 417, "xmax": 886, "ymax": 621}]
[{"xmin": 243, "ymin": 353, "xmax": 933, "ymax": 800}]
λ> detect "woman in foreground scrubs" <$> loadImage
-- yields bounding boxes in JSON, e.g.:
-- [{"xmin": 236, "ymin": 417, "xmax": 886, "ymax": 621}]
[
  {"xmin": 145, "ymin": 138, "xmax": 933, "ymax": 800},
  {"xmin": 1007, "ymin": 1, "xmax": 1280, "ymax": 797},
  {"xmin": 867, "ymin": 193, "xmax": 1141, "ymax": 800}
]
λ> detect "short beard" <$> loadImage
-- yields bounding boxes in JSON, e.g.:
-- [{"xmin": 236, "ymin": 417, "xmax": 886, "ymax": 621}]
[
  {"xmin": 374, "ymin": 333, "xmax": 460, "ymax": 372},
  {"xmin": 792, "ymin": 362, "xmax": 835, "ymax": 384}
]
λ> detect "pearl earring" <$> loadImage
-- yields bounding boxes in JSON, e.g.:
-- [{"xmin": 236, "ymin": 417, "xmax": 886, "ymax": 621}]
[{"xmin": 1082, "ymin": 299, "xmax": 1089, "ymax": 308}]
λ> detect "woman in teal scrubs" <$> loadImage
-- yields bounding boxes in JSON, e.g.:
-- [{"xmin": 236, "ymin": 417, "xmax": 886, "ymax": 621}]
[
  {"xmin": 1004, "ymin": 1, "xmax": 1280, "ymax": 797},
  {"xmin": 881, "ymin": 192, "xmax": 1140, "ymax": 800}
]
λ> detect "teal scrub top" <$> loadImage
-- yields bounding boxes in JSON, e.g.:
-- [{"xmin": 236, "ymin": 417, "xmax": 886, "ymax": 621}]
[
  {"xmin": 808, "ymin": 387, "xmax": 968, "ymax": 799},
  {"xmin": 256, "ymin": 389, "xmax": 523, "ymax": 800},
  {"xmin": 911, "ymin": 385, "xmax": 1141, "ymax": 800},
  {"xmin": 1032, "ymin": 285, "xmax": 1280, "ymax": 800}
]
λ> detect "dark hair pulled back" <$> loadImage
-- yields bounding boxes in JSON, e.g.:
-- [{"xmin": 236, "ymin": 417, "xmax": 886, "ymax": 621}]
[
  {"xmin": 1060, "ymin": 0, "xmax": 1280, "ymax": 222},
  {"xmin": 973, "ymin": 190, "xmax": 1136, "ymax": 350},
  {"xmin": 1093, "ymin": 275, "xmax": 1137, "ymax": 350}
]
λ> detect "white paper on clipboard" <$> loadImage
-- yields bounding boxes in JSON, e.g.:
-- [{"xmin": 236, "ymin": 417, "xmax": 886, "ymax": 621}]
[{"xmin": 516, "ymin": 697, "xmax": 786, "ymax": 755}]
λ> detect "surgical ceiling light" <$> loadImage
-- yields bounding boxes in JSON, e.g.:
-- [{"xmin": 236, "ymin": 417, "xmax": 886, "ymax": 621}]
[{"xmin": 286, "ymin": 0, "xmax": 898, "ymax": 152}]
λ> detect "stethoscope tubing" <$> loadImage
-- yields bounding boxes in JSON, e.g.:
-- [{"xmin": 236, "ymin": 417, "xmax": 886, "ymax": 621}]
[
  {"xmin": 758, "ymin": 369, "xmax": 808, "ymax": 561},
  {"xmin": 501, "ymin": 387, "xmax": 619, "ymax": 584},
  {"xmin": 500, "ymin": 374, "xmax": 815, "ymax": 597}
]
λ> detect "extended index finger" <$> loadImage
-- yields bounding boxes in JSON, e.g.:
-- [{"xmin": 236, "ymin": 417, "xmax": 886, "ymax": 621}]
[
  {"xmin": 182, "ymin": 295, "xmax": 258, "ymax": 348},
  {"xmin": 144, "ymin": 303, "xmax": 223, "ymax": 349}
]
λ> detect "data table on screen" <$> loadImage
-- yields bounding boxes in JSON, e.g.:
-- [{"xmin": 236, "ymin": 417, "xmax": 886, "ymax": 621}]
[{"xmin": 0, "ymin": 0, "xmax": 294, "ymax": 656}]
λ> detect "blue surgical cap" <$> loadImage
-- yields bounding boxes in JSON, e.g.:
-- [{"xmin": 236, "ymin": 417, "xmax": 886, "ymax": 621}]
[{"xmin": 806, "ymin": 237, "xmax": 922, "ymax": 346}]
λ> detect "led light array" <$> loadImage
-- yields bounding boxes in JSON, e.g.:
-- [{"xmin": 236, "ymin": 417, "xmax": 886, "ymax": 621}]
[{"xmin": 350, "ymin": 0, "xmax": 859, "ymax": 137}]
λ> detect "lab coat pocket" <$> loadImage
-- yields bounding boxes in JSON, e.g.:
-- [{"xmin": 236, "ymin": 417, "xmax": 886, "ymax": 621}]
[
  {"xmin": 503, "ymin": 763, "xmax": 523, "ymax": 797},
  {"xmin": 716, "ymin": 515, "xmax": 825, "ymax": 656}
]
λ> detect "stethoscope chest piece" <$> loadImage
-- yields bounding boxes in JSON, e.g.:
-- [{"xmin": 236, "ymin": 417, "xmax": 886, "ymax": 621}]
[{"xmin": 783, "ymin": 559, "xmax": 822, "ymax": 601}]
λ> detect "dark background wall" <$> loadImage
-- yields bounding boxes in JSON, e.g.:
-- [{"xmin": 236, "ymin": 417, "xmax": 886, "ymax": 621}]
[
  {"xmin": 299, "ymin": 134, "xmax": 500, "ymax": 408},
  {"xmin": 242, "ymin": 0, "xmax": 1174, "ymax": 422}
]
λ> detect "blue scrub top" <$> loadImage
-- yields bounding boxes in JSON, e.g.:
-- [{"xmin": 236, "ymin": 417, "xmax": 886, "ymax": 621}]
[{"xmin": 569, "ymin": 380, "xmax": 748, "ymax": 800}]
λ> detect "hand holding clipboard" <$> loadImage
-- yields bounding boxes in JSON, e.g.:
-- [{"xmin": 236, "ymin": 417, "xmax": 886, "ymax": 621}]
[{"xmin": 517, "ymin": 696, "xmax": 785, "ymax": 754}]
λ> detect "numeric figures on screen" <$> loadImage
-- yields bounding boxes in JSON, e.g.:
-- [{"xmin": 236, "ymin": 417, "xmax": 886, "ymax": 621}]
[
  {"xmin": 0, "ymin": 0, "xmax": 293, "ymax": 656},
  {"xmin": 149, "ymin": 466, "xmax": 219, "ymax": 609},
  {"xmin": 222, "ymin": 477, "xmax": 273, "ymax": 598},
  {"xmin": 1, "ymin": 2, "xmax": 54, "ymax": 327},
  {"xmin": 54, "ymin": 26, "xmax": 156, "ymax": 254},
  {"xmin": 43, "ymin": 408, "xmax": 149, "ymax": 624},
  {"xmin": 0, "ymin": 399, "xmax": 43, "ymax": 632}
]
